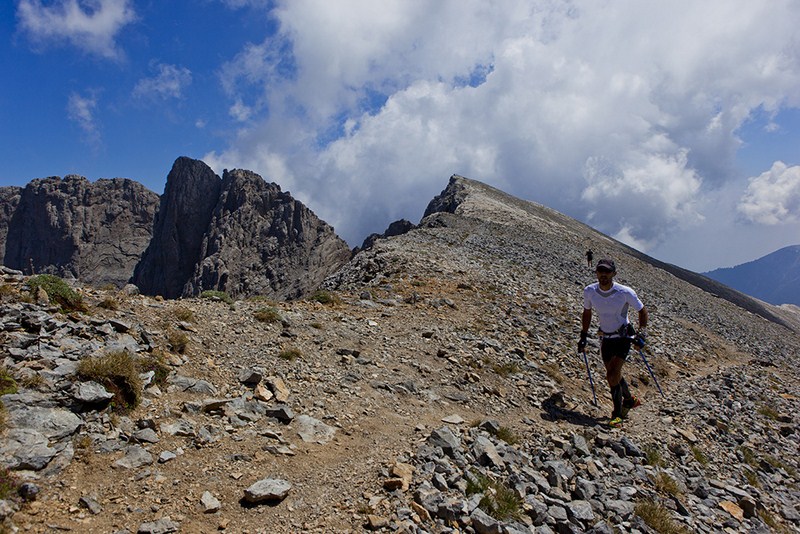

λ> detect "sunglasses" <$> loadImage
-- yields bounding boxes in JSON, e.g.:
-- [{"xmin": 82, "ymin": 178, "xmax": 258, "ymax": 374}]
[{"xmin": 595, "ymin": 268, "xmax": 614, "ymax": 273}]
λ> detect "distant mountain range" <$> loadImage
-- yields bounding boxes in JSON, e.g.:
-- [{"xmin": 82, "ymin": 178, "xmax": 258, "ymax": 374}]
[{"xmin": 703, "ymin": 245, "xmax": 800, "ymax": 306}]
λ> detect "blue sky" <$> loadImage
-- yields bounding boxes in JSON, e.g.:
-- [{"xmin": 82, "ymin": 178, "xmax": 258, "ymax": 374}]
[{"xmin": 2, "ymin": 1, "xmax": 799, "ymax": 273}]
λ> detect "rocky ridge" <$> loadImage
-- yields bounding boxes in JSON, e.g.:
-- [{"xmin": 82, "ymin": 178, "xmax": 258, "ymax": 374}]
[
  {"xmin": 1, "ymin": 157, "xmax": 351, "ymax": 302},
  {"xmin": 0, "ymin": 175, "xmax": 798, "ymax": 533}
]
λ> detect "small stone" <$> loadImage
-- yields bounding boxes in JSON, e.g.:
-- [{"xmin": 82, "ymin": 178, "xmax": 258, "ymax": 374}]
[
  {"xmin": 79, "ymin": 495, "xmax": 103, "ymax": 514},
  {"xmin": 366, "ymin": 514, "xmax": 389, "ymax": 530},
  {"xmin": 137, "ymin": 516, "xmax": 178, "ymax": 533},
  {"xmin": 243, "ymin": 478, "xmax": 292, "ymax": 504},
  {"xmin": 200, "ymin": 491, "xmax": 221, "ymax": 513},
  {"xmin": 441, "ymin": 414, "xmax": 465, "ymax": 424},
  {"xmin": 719, "ymin": 500, "xmax": 744, "ymax": 521}
]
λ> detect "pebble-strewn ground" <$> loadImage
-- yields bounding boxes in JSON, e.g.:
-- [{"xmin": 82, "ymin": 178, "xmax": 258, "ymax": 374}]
[{"xmin": 1, "ymin": 177, "xmax": 798, "ymax": 533}]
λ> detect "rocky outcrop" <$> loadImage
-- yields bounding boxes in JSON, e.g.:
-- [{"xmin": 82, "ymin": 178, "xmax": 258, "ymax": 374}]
[
  {"xmin": 132, "ymin": 158, "xmax": 350, "ymax": 300},
  {"xmin": 185, "ymin": 168, "xmax": 351, "ymax": 299},
  {"xmin": 359, "ymin": 219, "xmax": 416, "ymax": 251},
  {"xmin": 0, "ymin": 186, "xmax": 22, "ymax": 264},
  {"xmin": 131, "ymin": 157, "xmax": 221, "ymax": 299},
  {"xmin": 3, "ymin": 176, "xmax": 158, "ymax": 287}
]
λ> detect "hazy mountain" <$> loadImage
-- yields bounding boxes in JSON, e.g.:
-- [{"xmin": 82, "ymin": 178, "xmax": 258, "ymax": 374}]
[{"xmin": 703, "ymin": 245, "xmax": 800, "ymax": 306}]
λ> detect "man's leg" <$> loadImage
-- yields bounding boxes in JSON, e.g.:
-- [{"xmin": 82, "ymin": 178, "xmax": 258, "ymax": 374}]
[
  {"xmin": 604, "ymin": 354, "xmax": 625, "ymax": 419},
  {"xmin": 619, "ymin": 377, "xmax": 632, "ymax": 401}
]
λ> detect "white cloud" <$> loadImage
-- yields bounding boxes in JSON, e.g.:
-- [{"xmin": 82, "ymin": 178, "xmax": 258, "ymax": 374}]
[
  {"xmin": 16, "ymin": 0, "xmax": 136, "ymax": 60},
  {"xmin": 67, "ymin": 91, "xmax": 101, "ymax": 146},
  {"xmin": 207, "ymin": 0, "xmax": 800, "ymax": 249},
  {"xmin": 133, "ymin": 63, "xmax": 192, "ymax": 100},
  {"xmin": 737, "ymin": 162, "xmax": 800, "ymax": 224}
]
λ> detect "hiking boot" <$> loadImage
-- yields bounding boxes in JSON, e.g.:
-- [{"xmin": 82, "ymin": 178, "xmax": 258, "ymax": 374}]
[
  {"xmin": 621, "ymin": 396, "xmax": 641, "ymax": 418},
  {"xmin": 609, "ymin": 417, "xmax": 624, "ymax": 428}
]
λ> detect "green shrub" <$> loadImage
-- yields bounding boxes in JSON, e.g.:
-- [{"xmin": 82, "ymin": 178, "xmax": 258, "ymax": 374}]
[
  {"xmin": 541, "ymin": 362, "xmax": 565, "ymax": 384},
  {"xmin": 97, "ymin": 296, "xmax": 119, "ymax": 310},
  {"xmin": 167, "ymin": 329, "xmax": 189, "ymax": 353},
  {"xmin": 492, "ymin": 362, "xmax": 522, "ymax": 377},
  {"xmin": 77, "ymin": 350, "xmax": 142, "ymax": 413},
  {"xmin": 27, "ymin": 274, "xmax": 87, "ymax": 312},
  {"xmin": 763, "ymin": 454, "xmax": 798, "ymax": 478},
  {"xmin": 634, "ymin": 499, "xmax": 690, "ymax": 534},
  {"xmin": 466, "ymin": 470, "xmax": 523, "ymax": 521},
  {"xmin": 644, "ymin": 444, "xmax": 666, "ymax": 468},
  {"xmin": 137, "ymin": 352, "xmax": 171, "ymax": 388},
  {"xmin": 200, "ymin": 290, "xmax": 233, "ymax": 304},
  {"xmin": 738, "ymin": 445, "xmax": 759, "ymax": 467},
  {"xmin": 309, "ymin": 290, "xmax": 340, "ymax": 305},
  {"xmin": 690, "ymin": 445, "xmax": 709, "ymax": 466},
  {"xmin": 757, "ymin": 405, "xmax": 780, "ymax": 420},
  {"xmin": 0, "ymin": 466, "xmax": 20, "ymax": 501},
  {"xmin": 0, "ymin": 367, "xmax": 17, "ymax": 396},
  {"xmin": 743, "ymin": 469, "xmax": 760, "ymax": 488},
  {"xmin": 495, "ymin": 426, "xmax": 520, "ymax": 446},
  {"xmin": 653, "ymin": 472, "xmax": 681, "ymax": 496},
  {"xmin": 0, "ymin": 284, "xmax": 20, "ymax": 302},
  {"xmin": 278, "ymin": 348, "xmax": 302, "ymax": 361},
  {"xmin": 254, "ymin": 307, "xmax": 282, "ymax": 324},
  {"xmin": 19, "ymin": 373, "xmax": 46, "ymax": 390},
  {"xmin": 174, "ymin": 307, "xmax": 195, "ymax": 322}
]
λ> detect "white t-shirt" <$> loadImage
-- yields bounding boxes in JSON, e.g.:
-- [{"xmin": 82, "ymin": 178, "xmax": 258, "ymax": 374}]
[{"xmin": 583, "ymin": 282, "xmax": 644, "ymax": 335}]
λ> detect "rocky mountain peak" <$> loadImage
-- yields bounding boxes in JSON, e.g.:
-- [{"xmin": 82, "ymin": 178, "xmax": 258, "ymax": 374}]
[
  {"xmin": 130, "ymin": 157, "xmax": 221, "ymax": 299},
  {"xmin": 129, "ymin": 158, "xmax": 351, "ymax": 300},
  {"xmin": 2, "ymin": 175, "xmax": 158, "ymax": 287},
  {"xmin": 184, "ymin": 166, "xmax": 351, "ymax": 299}
]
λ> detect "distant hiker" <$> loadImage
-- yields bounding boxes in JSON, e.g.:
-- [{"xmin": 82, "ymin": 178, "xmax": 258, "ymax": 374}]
[
  {"xmin": 578, "ymin": 258, "xmax": 648, "ymax": 427},
  {"xmin": 586, "ymin": 250, "xmax": 593, "ymax": 267}
]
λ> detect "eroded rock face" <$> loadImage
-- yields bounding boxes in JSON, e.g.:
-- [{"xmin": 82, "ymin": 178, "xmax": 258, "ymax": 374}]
[
  {"xmin": 0, "ymin": 186, "xmax": 22, "ymax": 265},
  {"xmin": 3, "ymin": 176, "xmax": 158, "ymax": 287},
  {"xmin": 131, "ymin": 157, "xmax": 222, "ymax": 299},
  {"xmin": 185, "ymin": 168, "xmax": 351, "ymax": 300}
]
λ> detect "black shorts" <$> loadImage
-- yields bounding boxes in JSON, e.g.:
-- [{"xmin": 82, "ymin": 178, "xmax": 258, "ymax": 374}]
[{"xmin": 601, "ymin": 336, "xmax": 632, "ymax": 364}]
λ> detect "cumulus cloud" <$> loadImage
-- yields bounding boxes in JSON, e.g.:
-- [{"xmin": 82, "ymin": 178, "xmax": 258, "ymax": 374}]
[
  {"xmin": 16, "ymin": 0, "xmax": 136, "ymax": 60},
  {"xmin": 133, "ymin": 63, "xmax": 192, "ymax": 100},
  {"xmin": 737, "ymin": 162, "xmax": 800, "ymax": 224},
  {"xmin": 205, "ymin": 0, "xmax": 800, "ymax": 248},
  {"xmin": 67, "ymin": 91, "xmax": 101, "ymax": 146}
]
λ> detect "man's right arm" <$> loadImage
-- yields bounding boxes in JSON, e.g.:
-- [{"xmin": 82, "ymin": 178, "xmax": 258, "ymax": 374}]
[
  {"xmin": 579, "ymin": 308, "xmax": 592, "ymax": 352},
  {"xmin": 581, "ymin": 308, "xmax": 592, "ymax": 332}
]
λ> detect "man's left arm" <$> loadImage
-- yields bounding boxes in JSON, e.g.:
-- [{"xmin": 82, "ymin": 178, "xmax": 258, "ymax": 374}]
[
  {"xmin": 638, "ymin": 307, "xmax": 648, "ymax": 330},
  {"xmin": 635, "ymin": 307, "xmax": 648, "ymax": 347}
]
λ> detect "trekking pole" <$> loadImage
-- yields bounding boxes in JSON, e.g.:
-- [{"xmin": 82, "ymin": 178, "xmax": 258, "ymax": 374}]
[
  {"xmin": 580, "ymin": 349, "xmax": 598, "ymax": 406},
  {"xmin": 636, "ymin": 347, "xmax": 666, "ymax": 399}
]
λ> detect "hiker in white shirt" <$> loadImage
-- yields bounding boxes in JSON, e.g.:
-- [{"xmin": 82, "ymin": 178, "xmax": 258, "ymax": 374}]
[{"xmin": 579, "ymin": 258, "xmax": 648, "ymax": 427}]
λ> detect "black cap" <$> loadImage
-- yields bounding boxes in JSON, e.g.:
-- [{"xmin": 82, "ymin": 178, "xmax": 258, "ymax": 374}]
[{"xmin": 596, "ymin": 258, "xmax": 616, "ymax": 271}]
